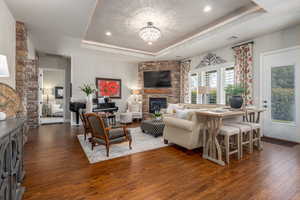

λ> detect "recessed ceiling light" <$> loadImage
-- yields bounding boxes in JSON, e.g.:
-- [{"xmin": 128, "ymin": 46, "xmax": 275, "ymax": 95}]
[
  {"xmin": 105, "ymin": 31, "xmax": 112, "ymax": 36},
  {"xmin": 203, "ymin": 5, "xmax": 212, "ymax": 12},
  {"xmin": 228, "ymin": 36, "xmax": 239, "ymax": 41},
  {"xmin": 148, "ymin": 42, "xmax": 153, "ymax": 45}
]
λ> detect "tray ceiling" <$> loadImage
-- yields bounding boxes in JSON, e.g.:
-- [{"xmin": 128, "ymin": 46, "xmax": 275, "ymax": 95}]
[{"xmin": 84, "ymin": 0, "xmax": 259, "ymax": 53}]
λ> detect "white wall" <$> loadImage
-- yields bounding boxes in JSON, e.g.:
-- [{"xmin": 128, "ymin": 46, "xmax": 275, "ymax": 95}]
[
  {"xmin": 0, "ymin": 0, "xmax": 16, "ymax": 88},
  {"xmin": 71, "ymin": 50, "xmax": 138, "ymax": 112},
  {"xmin": 27, "ymin": 32, "xmax": 36, "ymax": 60},
  {"xmin": 190, "ymin": 24, "xmax": 300, "ymax": 105},
  {"xmin": 32, "ymin": 35, "xmax": 139, "ymax": 120}
]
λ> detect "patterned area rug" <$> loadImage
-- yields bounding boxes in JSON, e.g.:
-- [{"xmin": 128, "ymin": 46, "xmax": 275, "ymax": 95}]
[{"xmin": 77, "ymin": 127, "xmax": 167, "ymax": 164}]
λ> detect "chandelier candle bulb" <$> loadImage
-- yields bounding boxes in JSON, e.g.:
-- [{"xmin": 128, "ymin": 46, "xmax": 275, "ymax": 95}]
[{"xmin": 139, "ymin": 22, "xmax": 161, "ymax": 43}]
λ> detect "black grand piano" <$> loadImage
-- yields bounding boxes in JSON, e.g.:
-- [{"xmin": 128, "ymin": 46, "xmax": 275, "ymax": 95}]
[{"xmin": 70, "ymin": 99, "xmax": 118, "ymax": 125}]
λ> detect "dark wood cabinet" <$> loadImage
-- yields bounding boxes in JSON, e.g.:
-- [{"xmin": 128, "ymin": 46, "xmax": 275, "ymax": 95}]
[{"xmin": 0, "ymin": 119, "xmax": 25, "ymax": 200}]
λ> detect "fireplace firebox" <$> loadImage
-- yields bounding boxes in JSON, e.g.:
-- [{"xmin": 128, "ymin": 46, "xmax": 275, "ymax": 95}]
[{"xmin": 149, "ymin": 98, "xmax": 167, "ymax": 113}]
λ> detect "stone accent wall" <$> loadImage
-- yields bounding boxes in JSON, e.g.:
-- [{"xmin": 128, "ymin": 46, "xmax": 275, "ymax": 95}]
[
  {"xmin": 138, "ymin": 61, "xmax": 181, "ymax": 117},
  {"xmin": 16, "ymin": 22, "xmax": 39, "ymax": 128}
]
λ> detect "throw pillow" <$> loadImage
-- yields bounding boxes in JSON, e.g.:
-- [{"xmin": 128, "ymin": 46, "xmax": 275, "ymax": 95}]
[
  {"xmin": 166, "ymin": 104, "xmax": 183, "ymax": 114},
  {"xmin": 175, "ymin": 109, "xmax": 190, "ymax": 120}
]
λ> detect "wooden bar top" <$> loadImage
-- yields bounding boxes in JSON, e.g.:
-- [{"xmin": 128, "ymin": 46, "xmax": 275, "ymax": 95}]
[{"xmin": 195, "ymin": 108, "xmax": 264, "ymax": 118}]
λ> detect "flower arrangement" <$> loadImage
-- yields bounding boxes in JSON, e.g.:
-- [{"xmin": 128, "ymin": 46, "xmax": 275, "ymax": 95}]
[{"xmin": 80, "ymin": 84, "xmax": 96, "ymax": 96}]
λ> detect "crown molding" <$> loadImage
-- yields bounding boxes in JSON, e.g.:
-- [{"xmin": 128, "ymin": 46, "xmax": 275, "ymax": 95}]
[{"xmin": 82, "ymin": 4, "xmax": 265, "ymax": 58}]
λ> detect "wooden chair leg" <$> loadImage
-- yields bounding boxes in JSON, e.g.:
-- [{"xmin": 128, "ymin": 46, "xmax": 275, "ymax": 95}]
[
  {"xmin": 106, "ymin": 144, "xmax": 110, "ymax": 157},
  {"xmin": 91, "ymin": 140, "xmax": 95, "ymax": 150},
  {"xmin": 84, "ymin": 132, "xmax": 87, "ymax": 141},
  {"xmin": 129, "ymin": 139, "xmax": 132, "ymax": 149},
  {"xmin": 225, "ymin": 135, "xmax": 230, "ymax": 164}
]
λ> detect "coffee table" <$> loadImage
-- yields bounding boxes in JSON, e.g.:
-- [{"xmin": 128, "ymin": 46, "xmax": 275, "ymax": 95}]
[{"xmin": 141, "ymin": 119, "xmax": 165, "ymax": 137}]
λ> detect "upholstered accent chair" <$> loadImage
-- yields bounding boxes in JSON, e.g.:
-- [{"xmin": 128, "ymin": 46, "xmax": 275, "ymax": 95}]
[
  {"xmin": 79, "ymin": 111, "xmax": 92, "ymax": 141},
  {"xmin": 127, "ymin": 101, "xmax": 142, "ymax": 121},
  {"xmin": 85, "ymin": 113, "xmax": 132, "ymax": 157}
]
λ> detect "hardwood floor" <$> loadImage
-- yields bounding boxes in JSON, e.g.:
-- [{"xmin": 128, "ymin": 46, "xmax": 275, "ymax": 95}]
[{"xmin": 23, "ymin": 123, "xmax": 300, "ymax": 200}]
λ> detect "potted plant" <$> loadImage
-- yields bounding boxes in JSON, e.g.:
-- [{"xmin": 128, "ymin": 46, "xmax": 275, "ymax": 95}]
[
  {"xmin": 225, "ymin": 84, "xmax": 246, "ymax": 109},
  {"xmin": 153, "ymin": 110, "xmax": 162, "ymax": 121},
  {"xmin": 80, "ymin": 84, "xmax": 96, "ymax": 112}
]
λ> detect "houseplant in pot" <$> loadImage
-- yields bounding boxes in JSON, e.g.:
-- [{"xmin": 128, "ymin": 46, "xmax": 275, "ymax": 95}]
[
  {"xmin": 225, "ymin": 84, "xmax": 245, "ymax": 109},
  {"xmin": 80, "ymin": 84, "xmax": 96, "ymax": 112}
]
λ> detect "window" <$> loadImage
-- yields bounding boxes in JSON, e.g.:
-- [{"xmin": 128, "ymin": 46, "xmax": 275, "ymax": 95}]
[
  {"xmin": 190, "ymin": 73, "xmax": 198, "ymax": 104},
  {"xmin": 189, "ymin": 63, "xmax": 235, "ymax": 105},
  {"xmin": 205, "ymin": 70, "xmax": 218, "ymax": 104},
  {"xmin": 224, "ymin": 67, "xmax": 235, "ymax": 105}
]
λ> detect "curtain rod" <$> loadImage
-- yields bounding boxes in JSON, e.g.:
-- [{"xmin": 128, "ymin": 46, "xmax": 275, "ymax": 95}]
[{"xmin": 232, "ymin": 41, "xmax": 254, "ymax": 49}]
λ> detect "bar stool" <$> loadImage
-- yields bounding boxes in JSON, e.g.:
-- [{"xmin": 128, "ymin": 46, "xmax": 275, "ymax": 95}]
[
  {"xmin": 218, "ymin": 125, "xmax": 241, "ymax": 164},
  {"xmin": 240, "ymin": 122, "xmax": 262, "ymax": 150},
  {"xmin": 225, "ymin": 123, "xmax": 253, "ymax": 158},
  {"xmin": 243, "ymin": 110, "xmax": 263, "ymax": 150}
]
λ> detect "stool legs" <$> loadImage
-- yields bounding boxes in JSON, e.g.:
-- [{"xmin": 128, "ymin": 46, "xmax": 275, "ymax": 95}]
[
  {"xmin": 223, "ymin": 133, "xmax": 240, "ymax": 164},
  {"xmin": 253, "ymin": 128, "xmax": 262, "ymax": 150},
  {"xmin": 225, "ymin": 135, "xmax": 230, "ymax": 164},
  {"xmin": 240, "ymin": 130, "xmax": 253, "ymax": 159}
]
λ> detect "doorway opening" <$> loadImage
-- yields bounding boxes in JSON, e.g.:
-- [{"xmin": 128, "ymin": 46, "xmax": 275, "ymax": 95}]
[{"xmin": 38, "ymin": 52, "xmax": 71, "ymax": 125}]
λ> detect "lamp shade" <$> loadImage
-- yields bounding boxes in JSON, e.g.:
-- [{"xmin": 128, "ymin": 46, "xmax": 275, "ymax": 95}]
[
  {"xmin": 0, "ymin": 55, "xmax": 9, "ymax": 77},
  {"xmin": 131, "ymin": 89, "xmax": 141, "ymax": 95}
]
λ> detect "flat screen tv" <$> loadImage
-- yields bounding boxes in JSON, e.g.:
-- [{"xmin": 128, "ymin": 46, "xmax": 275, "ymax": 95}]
[{"xmin": 144, "ymin": 71, "xmax": 171, "ymax": 88}]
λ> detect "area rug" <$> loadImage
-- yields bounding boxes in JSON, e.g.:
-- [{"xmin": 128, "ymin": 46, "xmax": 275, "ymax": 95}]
[{"xmin": 77, "ymin": 127, "xmax": 167, "ymax": 164}]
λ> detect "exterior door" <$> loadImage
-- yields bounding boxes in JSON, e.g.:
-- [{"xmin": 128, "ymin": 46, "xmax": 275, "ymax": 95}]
[{"xmin": 261, "ymin": 46, "xmax": 300, "ymax": 142}]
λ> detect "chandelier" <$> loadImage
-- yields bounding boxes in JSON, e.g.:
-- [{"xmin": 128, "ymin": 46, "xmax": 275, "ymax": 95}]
[{"xmin": 139, "ymin": 22, "xmax": 161, "ymax": 43}]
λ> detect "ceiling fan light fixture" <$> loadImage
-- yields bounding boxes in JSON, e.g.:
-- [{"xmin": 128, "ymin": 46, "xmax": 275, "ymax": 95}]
[{"xmin": 139, "ymin": 22, "xmax": 161, "ymax": 43}]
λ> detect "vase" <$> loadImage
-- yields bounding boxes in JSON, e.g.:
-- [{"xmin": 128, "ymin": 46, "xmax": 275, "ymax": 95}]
[
  {"xmin": 86, "ymin": 94, "xmax": 93, "ymax": 113},
  {"xmin": 230, "ymin": 96, "xmax": 244, "ymax": 109}
]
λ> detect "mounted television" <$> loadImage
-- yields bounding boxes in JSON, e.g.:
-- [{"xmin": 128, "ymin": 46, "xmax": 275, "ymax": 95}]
[{"xmin": 144, "ymin": 71, "xmax": 172, "ymax": 88}]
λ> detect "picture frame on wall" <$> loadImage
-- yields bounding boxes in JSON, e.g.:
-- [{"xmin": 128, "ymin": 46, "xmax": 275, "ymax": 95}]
[
  {"xmin": 55, "ymin": 87, "xmax": 64, "ymax": 99},
  {"xmin": 95, "ymin": 78, "xmax": 122, "ymax": 99}
]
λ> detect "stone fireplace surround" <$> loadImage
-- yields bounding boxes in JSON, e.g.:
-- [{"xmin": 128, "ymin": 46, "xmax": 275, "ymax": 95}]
[{"xmin": 138, "ymin": 61, "xmax": 181, "ymax": 117}]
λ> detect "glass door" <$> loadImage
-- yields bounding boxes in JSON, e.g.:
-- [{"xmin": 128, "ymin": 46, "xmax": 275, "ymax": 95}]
[{"xmin": 261, "ymin": 47, "xmax": 300, "ymax": 142}]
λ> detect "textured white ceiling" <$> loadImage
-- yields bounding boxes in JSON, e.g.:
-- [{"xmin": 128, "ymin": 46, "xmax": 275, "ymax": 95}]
[
  {"xmin": 85, "ymin": 0, "xmax": 255, "ymax": 52},
  {"xmin": 4, "ymin": 0, "xmax": 96, "ymax": 38},
  {"xmin": 4, "ymin": 0, "xmax": 300, "ymax": 62}
]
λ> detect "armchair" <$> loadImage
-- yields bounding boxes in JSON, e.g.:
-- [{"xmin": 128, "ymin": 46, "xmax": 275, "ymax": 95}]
[
  {"xmin": 85, "ymin": 113, "xmax": 132, "ymax": 157},
  {"xmin": 127, "ymin": 101, "xmax": 142, "ymax": 121}
]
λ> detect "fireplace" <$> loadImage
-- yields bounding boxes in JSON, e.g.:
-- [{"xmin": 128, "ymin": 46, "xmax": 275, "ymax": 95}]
[{"xmin": 149, "ymin": 98, "xmax": 167, "ymax": 113}]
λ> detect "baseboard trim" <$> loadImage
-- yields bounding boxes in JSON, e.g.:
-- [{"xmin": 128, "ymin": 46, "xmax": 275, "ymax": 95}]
[{"xmin": 262, "ymin": 136, "xmax": 299, "ymax": 147}]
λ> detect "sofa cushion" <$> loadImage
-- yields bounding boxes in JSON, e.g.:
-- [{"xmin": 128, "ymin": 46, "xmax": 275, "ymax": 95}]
[
  {"xmin": 166, "ymin": 104, "xmax": 183, "ymax": 114},
  {"xmin": 175, "ymin": 109, "xmax": 190, "ymax": 120}
]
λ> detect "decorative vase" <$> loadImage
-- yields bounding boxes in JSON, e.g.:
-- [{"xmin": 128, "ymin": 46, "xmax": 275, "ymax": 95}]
[
  {"xmin": 155, "ymin": 116, "xmax": 162, "ymax": 121},
  {"xmin": 0, "ymin": 112, "xmax": 6, "ymax": 121},
  {"xmin": 86, "ymin": 94, "xmax": 93, "ymax": 113},
  {"xmin": 230, "ymin": 96, "xmax": 244, "ymax": 109}
]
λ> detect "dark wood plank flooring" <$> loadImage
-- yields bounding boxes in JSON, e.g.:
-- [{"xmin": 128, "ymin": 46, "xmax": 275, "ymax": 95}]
[{"xmin": 23, "ymin": 123, "xmax": 300, "ymax": 200}]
